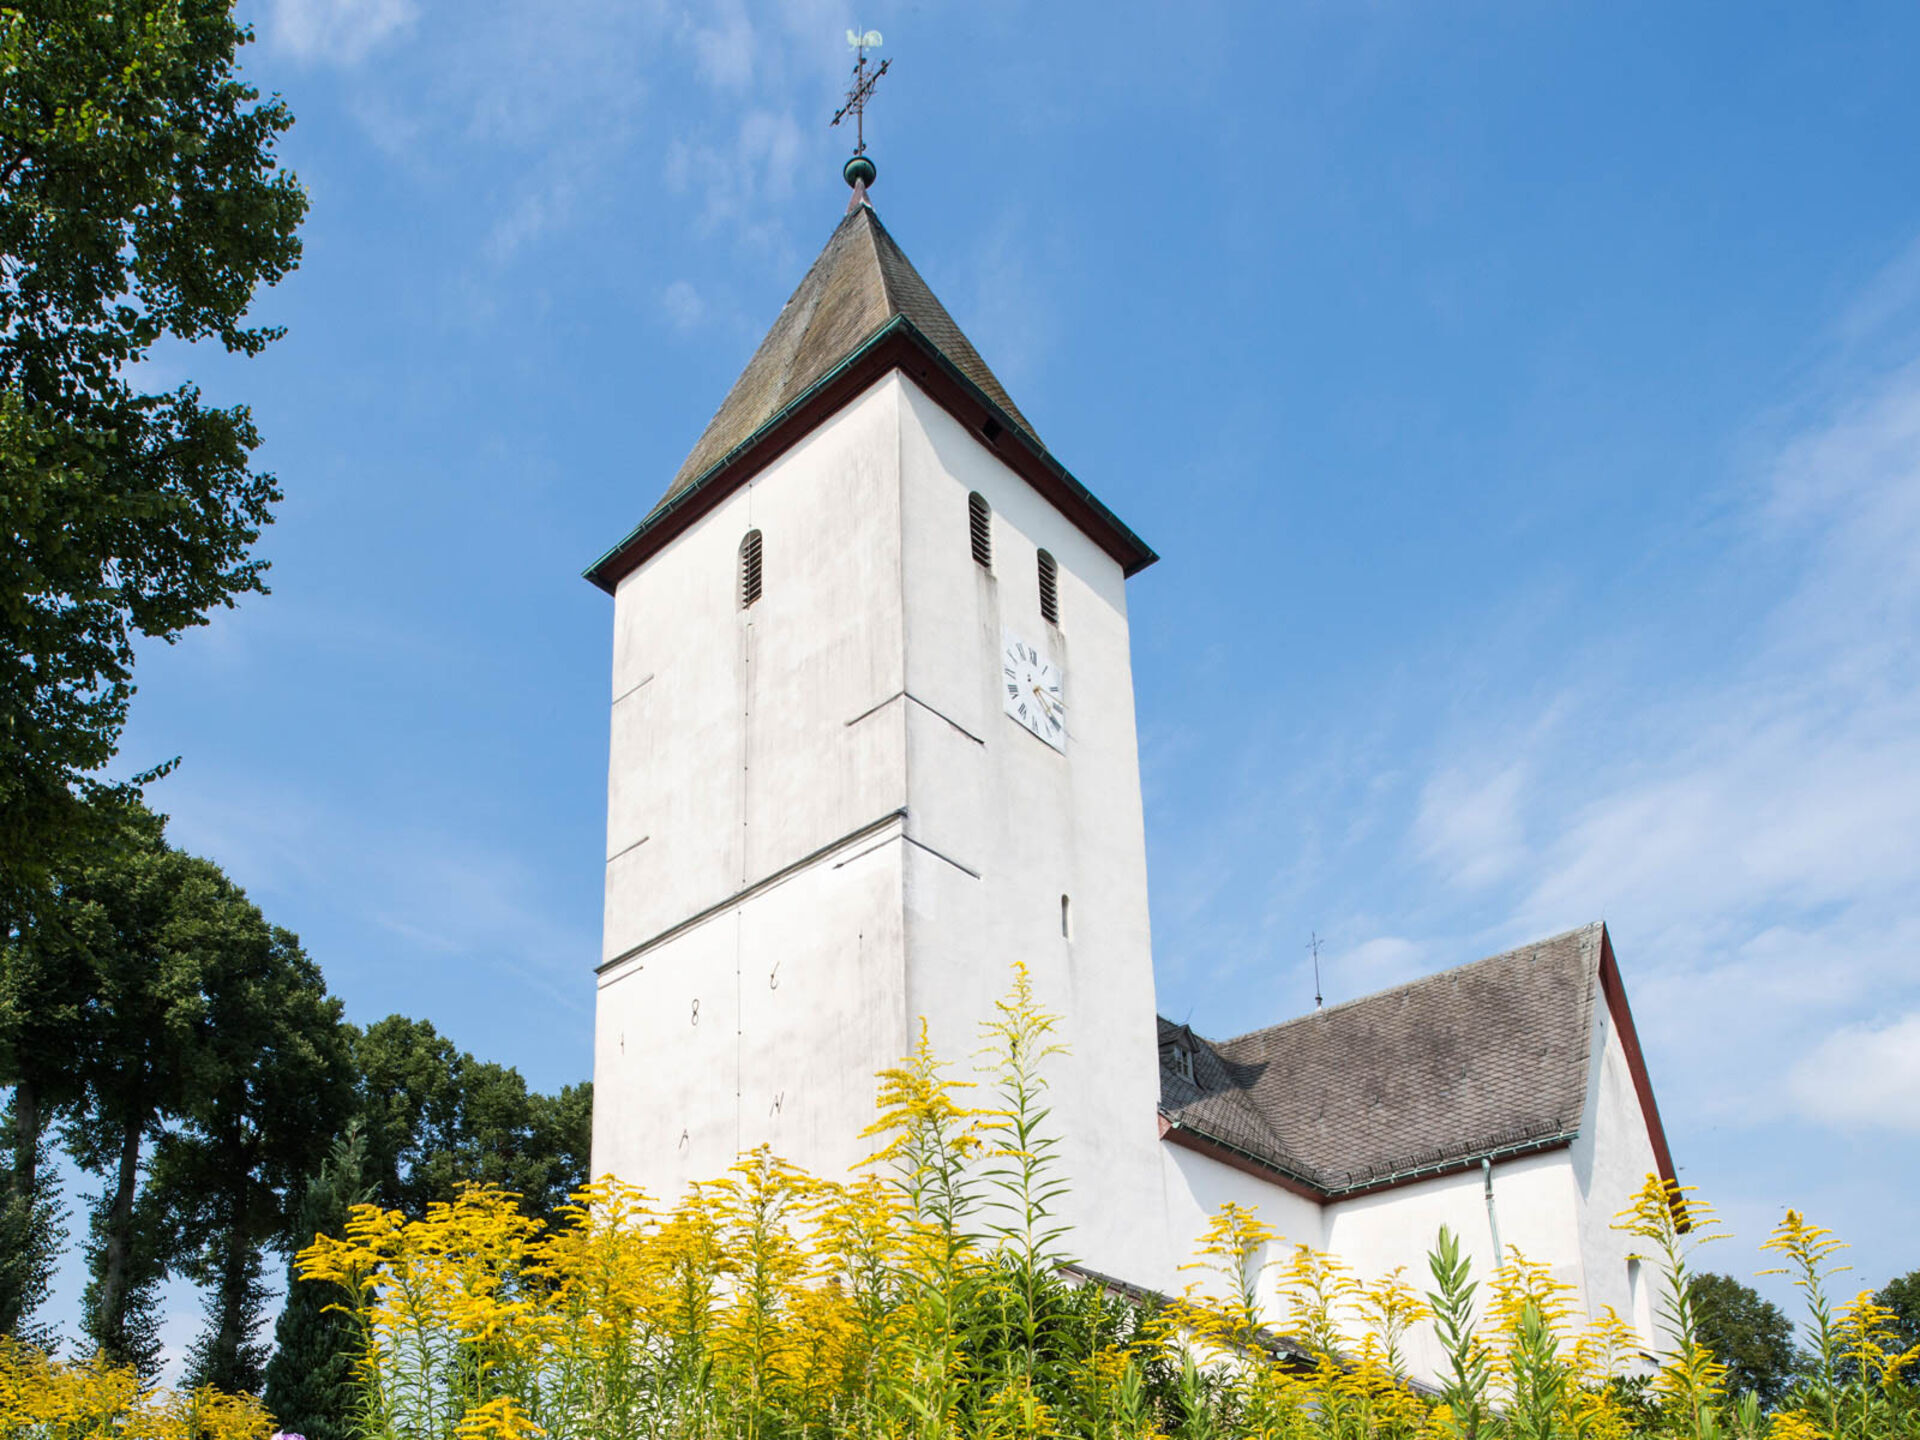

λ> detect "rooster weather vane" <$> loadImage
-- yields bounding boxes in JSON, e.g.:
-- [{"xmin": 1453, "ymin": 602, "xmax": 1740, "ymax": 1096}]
[{"xmin": 832, "ymin": 29, "xmax": 888, "ymax": 195}]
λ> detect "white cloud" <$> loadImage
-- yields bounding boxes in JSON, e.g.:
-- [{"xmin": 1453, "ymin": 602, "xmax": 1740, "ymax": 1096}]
[
  {"xmin": 687, "ymin": 0, "xmax": 759, "ymax": 93},
  {"xmin": 1414, "ymin": 761, "xmax": 1528, "ymax": 888},
  {"xmin": 265, "ymin": 0, "xmax": 415, "ymax": 64},
  {"xmin": 662, "ymin": 279, "xmax": 706, "ymax": 332},
  {"xmin": 1789, "ymin": 1012, "xmax": 1920, "ymax": 1133},
  {"xmin": 1336, "ymin": 934, "xmax": 1430, "ymax": 997},
  {"xmin": 482, "ymin": 169, "xmax": 578, "ymax": 268},
  {"xmin": 293, "ymin": 0, "xmax": 857, "ymax": 284}
]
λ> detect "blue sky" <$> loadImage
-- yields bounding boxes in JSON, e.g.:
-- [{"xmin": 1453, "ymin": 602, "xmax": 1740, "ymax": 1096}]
[{"xmin": 87, "ymin": 0, "xmax": 1920, "ymax": 1348}]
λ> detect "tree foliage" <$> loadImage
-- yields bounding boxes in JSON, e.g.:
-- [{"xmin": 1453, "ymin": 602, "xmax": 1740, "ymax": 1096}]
[
  {"xmin": 159, "ymin": 896, "xmax": 352, "ymax": 1391},
  {"xmin": 263, "ymin": 1121, "xmax": 370, "ymax": 1440},
  {"xmin": 0, "ymin": 802, "xmax": 354, "ymax": 1377},
  {"xmin": 1689, "ymin": 1272, "xmax": 1800, "ymax": 1408},
  {"xmin": 351, "ymin": 1014, "xmax": 590, "ymax": 1225},
  {"xmin": 1877, "ymin": 1271, "xmax": 1920, "ymax": 1364},
  {"xmin": 0, "ymin": 0, "xmax": 305, "ymax": 907}
]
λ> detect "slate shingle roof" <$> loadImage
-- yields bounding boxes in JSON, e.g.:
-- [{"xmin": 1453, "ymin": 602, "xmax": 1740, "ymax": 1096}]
[
  {"xmin": 586, "ymin": 195, "xmax": 1156, "ymax": 592},
  {"xmin": 655, "ymin": 201, "xmax": 1039, "ymax": 512},
  {"xmin": 1159, "ymin": 923, "xmax": 1606, "ymax": 1195}
]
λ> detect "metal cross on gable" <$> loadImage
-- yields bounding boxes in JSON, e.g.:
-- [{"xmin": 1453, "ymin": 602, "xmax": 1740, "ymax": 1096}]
[{"xmin": 831, "ymin": 28, "xmax": 889, "ymax": 156}]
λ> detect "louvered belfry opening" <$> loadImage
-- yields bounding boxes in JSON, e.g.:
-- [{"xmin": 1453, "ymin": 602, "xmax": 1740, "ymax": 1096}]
[
  {"xmin": 1038, "ymin": 549, "xmax": 1059, "ymax": 624},
  {"xmin": 968, "ymin": 492, "xmax": 992, "ymax": 569},
  {"xmin": 739, "ymin": 529, "xmax": 763, "ymax": 608}
]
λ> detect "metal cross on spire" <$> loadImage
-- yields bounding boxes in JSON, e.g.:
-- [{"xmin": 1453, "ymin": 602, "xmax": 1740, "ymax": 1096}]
[{"xmin": 831, "ymin": 29, "xmax": 888, "ymax": 158}]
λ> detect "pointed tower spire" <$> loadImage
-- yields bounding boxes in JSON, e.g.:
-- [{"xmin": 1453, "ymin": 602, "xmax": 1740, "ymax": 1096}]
[{"xmin": 584, "ymin": 122, "xmax": 1156, "ymax": 593}]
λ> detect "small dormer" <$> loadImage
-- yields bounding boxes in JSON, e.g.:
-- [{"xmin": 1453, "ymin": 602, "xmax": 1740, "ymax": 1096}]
[{"xmin": 1159, "ymin": 1021, "xmax": 1199, "ymax": 1085}]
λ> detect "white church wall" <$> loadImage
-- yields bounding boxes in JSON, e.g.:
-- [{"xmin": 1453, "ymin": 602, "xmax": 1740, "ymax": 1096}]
[
  {"xmin": 892, "ymin": 379, "xmax": 1167, "ymax": 1289},
  {"xmin": 1153, "ymin": 1144, "xmax": 1328, "ymax": 1306},
  {"xmin": 1569, "ymin": 996, "xmax": 1666, "ymax": 1357},
  {"xmin": 1323, "ymin": 1150, "xmax": 1582, "ymax": 1383}
]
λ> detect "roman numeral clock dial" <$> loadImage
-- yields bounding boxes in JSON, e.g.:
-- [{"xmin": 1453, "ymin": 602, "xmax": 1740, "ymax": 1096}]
[{"xmin": 1002, "ymin": 630, "xmax": 1066, "ymax": 752}]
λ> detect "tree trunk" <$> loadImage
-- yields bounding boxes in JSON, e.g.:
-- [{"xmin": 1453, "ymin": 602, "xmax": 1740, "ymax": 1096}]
[
  {"xmin": 199, "ymin": 1168, "xmax": 265, "ymax": 1392},
  {"xmin": 92, "ymin": 1112, "xmax": 143, "ymax": 1359},
  {"xmin": 9, "ymin": 1080, "xmax": 39, "ymax": 1198},
  {"xmin": 209, "ymin": 1216, "xmax": 248, "ymax": 1386}
]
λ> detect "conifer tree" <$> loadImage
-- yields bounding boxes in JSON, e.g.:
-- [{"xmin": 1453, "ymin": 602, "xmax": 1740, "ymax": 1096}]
[
  {"xmin": 0, "ymin": 1118, "xmax": 63, "ymax": 1342},
  {"xmin": 264, "ymin": 1122, "xmax": 370, "ymax": 1440}
]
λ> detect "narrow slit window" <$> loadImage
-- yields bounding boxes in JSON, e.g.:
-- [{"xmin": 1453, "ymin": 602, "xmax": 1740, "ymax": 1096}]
[
  {"xmin": 1060, "ymin": 894, "xmax": 1071, "ymax": 938},
  {"xmin": 968, "ymin": 492, "xmax": 992, "ymax": 569},
  {"xmin": 739, "ymin": 529, "xmax": 763, "ymax": 608},
  {"xmin": 1038, "ymin": 549, "xmax": 1059, "ymax": 624}
]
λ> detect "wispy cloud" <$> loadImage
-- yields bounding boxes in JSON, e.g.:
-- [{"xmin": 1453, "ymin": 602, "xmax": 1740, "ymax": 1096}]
[
  {"xmin": 1414, "ymin": 760, "xmax": 1529, "ymax": 888},
  {"xmin": 1789, "ymin": 1011, "xmax": 1920, "ymax": 1133},
  {"xmin": 264, "ymin": 0, "xmax": 416, "ymax": 65},
  {"xmin": 290, "ymin": 0, "xmax": 866, "ymax": 294},
  {"xmin": 661, "ymin": 279, "xmax": 707, "ymax": 332},
  {"xmin": 157, "ymin": 765, "xmax": 593, "ymax": 1023}
]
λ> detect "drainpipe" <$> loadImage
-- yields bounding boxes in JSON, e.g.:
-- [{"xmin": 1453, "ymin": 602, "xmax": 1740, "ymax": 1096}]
[{"xmin": 1482, "ymin": 1156, "xmax": 1503, "ymax": 1263}]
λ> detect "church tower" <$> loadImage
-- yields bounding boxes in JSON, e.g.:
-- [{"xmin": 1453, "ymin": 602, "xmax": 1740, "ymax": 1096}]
[{"xmin": 586, "ymin": 160, "xmax": 1165, "ymax": 1278}]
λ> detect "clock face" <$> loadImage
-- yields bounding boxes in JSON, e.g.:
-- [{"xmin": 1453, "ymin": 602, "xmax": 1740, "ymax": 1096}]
[{"xmin": 1002, "ymin": 631, "xmax": 1066, "ymax": 751}]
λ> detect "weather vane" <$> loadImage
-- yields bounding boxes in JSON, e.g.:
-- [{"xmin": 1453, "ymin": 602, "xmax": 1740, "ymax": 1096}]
[{"xmin": 832, "ymin": 28, "xmax": 889, "ymax": 189}]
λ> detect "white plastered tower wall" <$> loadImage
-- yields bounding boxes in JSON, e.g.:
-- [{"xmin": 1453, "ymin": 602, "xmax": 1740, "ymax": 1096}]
[
  {"xmin": 591, "ymin": 372, "xmax": 1173, "ymax": 1290},
  {"xmin": 594, "ymin": 377, "xmax": 914, "ymax": 1195},
  {"xmin": 889, "ymin": 381, "xmax": 1167, "ymax": 1284}
]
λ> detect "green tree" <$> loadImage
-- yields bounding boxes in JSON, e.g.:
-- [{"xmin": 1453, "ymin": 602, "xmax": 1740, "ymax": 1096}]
[
  {"xmin": 0, "ymin": 1117, "xmax": 64, "ymax": 1341},
  {"xmin": 0, "ymin": 0, "xmax": 305, "ymax": 911},
  {"xmin": 350, "ymin": 1014, "xmax": 465, "ymax": 1217},
  {"xmin": 263, "ymin": 1121, "xmax": 370, "ymax": 1440},
  {"xmin": 47, "ymin": 805, "xmax": 212, "ymax": 1369},
  {"xmin": 348, "ymin": 1015, "xmax": 590, "ymax": 1224},
  {"xmin": 1690, "ymin": 1271, "xmax": 1799, "ymax": 1408},
  {"xmin": 156, "ymin": 898, "xmax": 351, "ymax": 1391},
  {"xmin": 7, "ymin": 802, "xmax": 349, "ymax": 1382},
  {"xmin": 526, "ymin": 1080, "xmax": 593, "ymax": 1216},
  {"xmin": 0, "ymin": 868, "xmax": 95, "ymax": 1334},
  {"xmin": 1874, "ymin": 1270, "xmax": 1920, "ymax": 1365}
]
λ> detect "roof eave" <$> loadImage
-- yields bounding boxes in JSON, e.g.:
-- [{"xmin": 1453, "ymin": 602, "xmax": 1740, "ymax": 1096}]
[
  {"xmin": 1159, "ymin": 1109, "xmax": 1581, "ymax": 1203},
  {"xmin": 583, "ymin": 316, "xmax": 1158, "ymax": 595}
]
